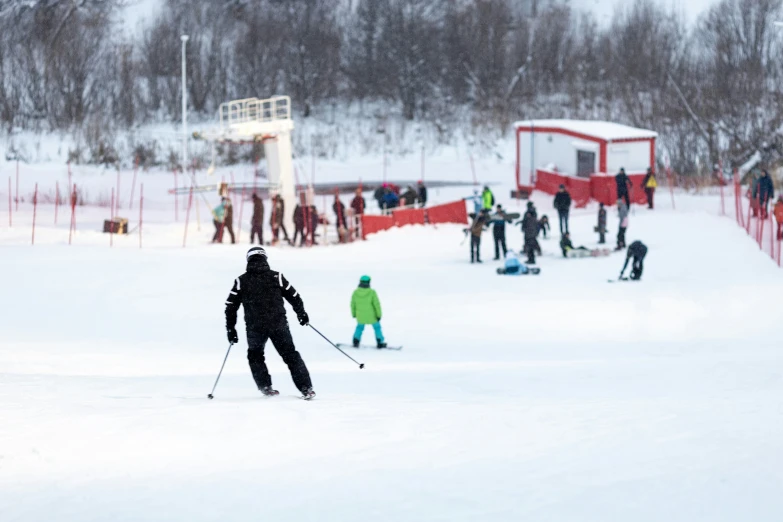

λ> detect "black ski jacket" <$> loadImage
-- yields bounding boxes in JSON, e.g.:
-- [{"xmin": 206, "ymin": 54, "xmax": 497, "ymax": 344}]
[
  {"xmin": 554, "ymin": 191, "xmax": 572, "ymax": 212},
  {"xmin": 615, "ymin": 173, "xmax": 631, "ymax": 196},
  {"xmin": 225, "ymin": 257, "xmax": 306, "ymax": 333},
  {"xmin": 627, "ymin": 240, "xmax": 648, "ymax": 260},
  {"xmin": 758, "ymin": 174, "xmax": 775, "ymax": 203},
  {"xmin": 520, "ymin": 210, "xmax": 538, "ymax": 240}
]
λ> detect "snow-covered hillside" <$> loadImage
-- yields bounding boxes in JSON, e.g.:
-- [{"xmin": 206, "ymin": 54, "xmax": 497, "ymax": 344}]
[{"xmin": 2, "ymin": 172, "xmax": 783, "ymax": 520}]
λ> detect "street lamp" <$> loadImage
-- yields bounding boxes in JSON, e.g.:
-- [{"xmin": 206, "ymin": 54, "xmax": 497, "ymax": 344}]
[{"xmin": 181, "ymin": 35, "xmax": 189, "ymax": 173}]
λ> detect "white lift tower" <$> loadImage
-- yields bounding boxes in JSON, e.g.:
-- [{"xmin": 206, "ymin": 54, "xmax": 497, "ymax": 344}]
[{"xmin": 204, "ymin": 95, "xmax": 297, "ymax": 233}]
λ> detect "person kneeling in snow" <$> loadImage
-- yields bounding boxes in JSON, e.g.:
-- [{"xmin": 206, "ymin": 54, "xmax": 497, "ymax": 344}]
[
  {"xmin": 225, "ymin": 247, "xmax": 315, "ymax": 399},
  {"xmin": 559, "ymin": 232, "xmax": 589, "ymax": 258},
  {"xmin": 351, "ymin": 275, "xmax": 387, "ymax": 348},
  {"xmin": 619, "ymin": 240, "xmax": 648, "ymax": 281}
]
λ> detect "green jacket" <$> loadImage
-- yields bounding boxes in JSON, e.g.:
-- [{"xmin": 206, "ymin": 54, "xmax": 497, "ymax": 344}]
[
  {"xmin": 351, "ymin": 287, "xmax": 382, "ymax": 324},
  {"xmin": 482, "ymin": 189, "xmax": 494, "ymax": 210}
]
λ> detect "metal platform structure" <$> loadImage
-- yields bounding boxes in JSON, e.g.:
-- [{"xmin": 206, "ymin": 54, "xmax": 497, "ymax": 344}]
[{"xmin": 200, "ymin": 95, "xmax": 297, "ymax": 230}]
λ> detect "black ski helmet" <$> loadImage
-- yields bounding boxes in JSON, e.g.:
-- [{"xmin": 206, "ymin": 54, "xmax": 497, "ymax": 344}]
[{"xmin": 246, "ymin": 246, "xmax": 267, "ymax": 262}]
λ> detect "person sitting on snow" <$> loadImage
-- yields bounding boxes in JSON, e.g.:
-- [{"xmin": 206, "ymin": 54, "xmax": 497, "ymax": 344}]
[
  {"xmin": 351, "ymin": 275, "xmax": 387, "ymax": 349},
  {"xmin": 559, "ymin": 232, "xmax": 589, "ymax": 258},
  {"xmin": 619, "ymin": 240, "xmax": 648, "ymax": 281},
  {"xmin": 501, "ymin": 251, "xmax": 529, "ymax": 275}
]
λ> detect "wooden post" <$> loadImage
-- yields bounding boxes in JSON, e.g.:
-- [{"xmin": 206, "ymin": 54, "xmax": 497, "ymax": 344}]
[{"xmin": 31, "ymin": 183, "xmax": 38, "ymax": 245}]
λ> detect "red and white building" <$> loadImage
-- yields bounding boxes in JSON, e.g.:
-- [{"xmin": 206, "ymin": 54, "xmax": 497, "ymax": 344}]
[{"xmin": 514, "ymin": 119, "xmax": 658, "ymax": 206}]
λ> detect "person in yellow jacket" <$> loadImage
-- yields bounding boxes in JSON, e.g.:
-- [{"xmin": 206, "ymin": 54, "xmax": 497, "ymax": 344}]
[
  {"xmin": 643, "ymin": 168, "xmax": 657, "ymax": 209},
  {"xmin": 351, "ymin": 275, "xmax": 386, "ymax": 348}
]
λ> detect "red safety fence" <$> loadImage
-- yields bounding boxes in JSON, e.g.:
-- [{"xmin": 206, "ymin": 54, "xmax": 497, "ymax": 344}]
[
  {"xmin": 392, "ymin": 208, "xmax": 426, "ymax": 227},
  {"xmin": 361, "ymin": 214, "xmax": 395, "ymax": 238},
  {"xmin": 732, "ymin": 169, "xmax": 781, "ymax": 267},
  {"xmin": 361, "ymin": 200, "xmax": 468, "ymax": 239},
  {"xmin": 536, "ymin": 169, "xmax": 650, "ymax": 207},
  {"xmin": 426, "ymin": 200, "xmax": 468, "ymax": 225}
]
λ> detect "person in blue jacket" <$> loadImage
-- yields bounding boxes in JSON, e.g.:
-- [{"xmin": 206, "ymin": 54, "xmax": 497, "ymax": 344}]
[
  {"xmin": 382, "ymin": 190, "xmax": 399, "ymax": 211},
  {"xmin": 500, "ymin": 251, "xmax": 530, "ymax": 275}
]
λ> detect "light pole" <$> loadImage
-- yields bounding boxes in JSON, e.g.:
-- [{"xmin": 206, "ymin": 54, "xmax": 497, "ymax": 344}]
[{"xmin": 181, "ymin": 35, "xmax": 189, "ymax": 173}]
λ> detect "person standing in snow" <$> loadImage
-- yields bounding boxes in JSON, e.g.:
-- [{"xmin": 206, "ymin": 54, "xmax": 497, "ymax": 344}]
[
  {"xmin": 224, "ymin": 247, "xmax": 315, "ymax": 399},
  {"xmin": 597, "ymin": 202, "xmax": 607, "ymax": 244},
  {"xmin": 222, "ymin": 196, "xmax": 236, "ymax": 244},
  {"xmin": 293, "ymin": 203, "xmax": 306, "ymax": 247},
  {"xmin": 615, "ymin": 167, "xmax": 632, "ymax": 207},
  {"xmin": 481, "ymin": 185, "xmax": 495, "ymax": 211},
  {"xmin": 401, "ymin": 185, "xmax": 418, "ymax": 207},
  {"xmin": 643, "ymin": 168, "xmax": 657, "ymax": 209},
  {"xmin": 417, "ymin": 180, "xmax": 428, "ymax": 207},
  {"xmin": 333, "ymin": 194, "xmax": 347, "ymax": 241},
  {"xmin": 212, "ymin": 199, "xmax": 227, "ymax": 243},
  {"xmin": 270, "ymin": 195, "xmax": 291, "ymax": 245},
  {"xmin": 250, "ymin": 193, "xmax": 264, "ymax": 245},
  {"xmin": 491, "ymin": 204, "xmax": 509, "ymax": 260},
  {"xmin": 553, "ymin": 184, "xmax": 572, "ymax": 235},
  {"xmin": 309, "ymin": 205, "xmax": 320, "ymax": 245},
  {"xmin": 350, "ymin": 275, "xmax": 387, "ymax": 349},
  {"xmin": 469, "ymin": 208, "xmax": 490, "ymax": 263},
  {"xmin": 758, "ymin": 170, "xmax": 775, "ymax": 219},
  {"xmin": 619, "ymin": 240, "xmax": 648, "ymax": 281},
  {"xmin": 616, "ymin": 199, "xmax": 629, "ymax": 250},
  {"xmin": 774, "ymin": 196, "xmax": 783, "ymax": 241},
  {"xmin": 350, "ymin": 189, "xmax": 365, "ymax": 216},
  {"xmin": 519, "ymin": 202, "xmax": 539, "ymax": 264}
]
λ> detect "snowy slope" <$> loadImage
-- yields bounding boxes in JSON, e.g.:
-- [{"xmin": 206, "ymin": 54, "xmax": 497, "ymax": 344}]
[{"xmin": 2, "ymin": 188, "xmax": 783, "ymax": 520}]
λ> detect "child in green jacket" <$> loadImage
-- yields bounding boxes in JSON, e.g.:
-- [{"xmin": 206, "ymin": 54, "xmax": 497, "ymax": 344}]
[{"xmin": 351, "ymin": 275, "xmax": 386, "ymax": 348}]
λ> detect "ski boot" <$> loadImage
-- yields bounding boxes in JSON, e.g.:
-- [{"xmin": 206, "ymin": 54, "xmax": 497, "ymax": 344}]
[
  {"xmin": 301, "ymin": 387, "xmax": 316, "ymax": 400},
  {"xmin": 260, "ymin": 386, "xmax": 279, "ymax": 397},
  {"xmin": 352, "ymin": 338, "xmax": 360, "ymax": 348},
  {"xmin": 377, "ymin": 340, "xmax": 388, "ymax": 349}
]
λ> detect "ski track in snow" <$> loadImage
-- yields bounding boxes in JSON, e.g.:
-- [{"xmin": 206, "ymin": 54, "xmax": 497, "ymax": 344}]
[{"xmin": 2, "ymin": 184, "xmax": 783, "ymax": 521}]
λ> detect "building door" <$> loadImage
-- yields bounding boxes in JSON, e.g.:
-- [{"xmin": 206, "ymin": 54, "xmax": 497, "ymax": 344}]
[{"xmin": 577, "ymin": 150, "xmax": 596, "ymax": 178}]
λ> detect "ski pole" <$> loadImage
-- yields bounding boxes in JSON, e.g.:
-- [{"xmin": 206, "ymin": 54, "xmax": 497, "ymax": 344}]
[
  {"xmin": 308, "ymin": 324, "xmax": 365, "ymax": 369},
  {"xmin": 207, "ymin": 342, "xmax": 234, "ymax": 399}
]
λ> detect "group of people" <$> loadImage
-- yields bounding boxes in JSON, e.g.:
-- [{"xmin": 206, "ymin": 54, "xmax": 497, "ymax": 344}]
[
  {"xmin": 373, "ymin": 181, "xmax": 428, "ymax": 211},
  {"xmin": 615, "ymin": 167, "xmax": 657, "ymax": 210},
  {"xmin": 750, "ymin": 170, "xmax": 776, "ymax": 219}
]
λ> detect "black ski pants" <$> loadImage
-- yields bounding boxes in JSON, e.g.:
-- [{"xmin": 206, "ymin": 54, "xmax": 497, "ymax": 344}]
[
  {"xmin": 470, "ymin": 235, "xmax": 481, "ymax": 262},
  {"xmin": 493, "ymin": 229, "xmax": 507, "ymax": 259},
  {"xmin": 618, "ymin": 192, "xmax": 630, "ymax": 207},
  {"xmin": 630, "ymin": 255, "xmax": 645, "ymax": 280},
  {"xmin": 557, "ymin": 210, "xmax": 569, "ymax": 235},
  {"xmin": 247, "ymin": 325, "xmax": 312, "ymax": 393},
  {"xmin": 617, "ymin": 226, "xmax": 627, "ymax": 249},
  {"xmin": 523, "ymin": 238, "xmax": 537, "ymax": 264},
  {"xmin": 250, "ymin": 223, "xmax": 264, "ymax": 245},
  {"xmin": 293, "ymin": 225, "xmax": 305, "ymax": 246}
]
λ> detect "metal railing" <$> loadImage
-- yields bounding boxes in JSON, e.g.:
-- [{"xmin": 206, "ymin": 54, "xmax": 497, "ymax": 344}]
[{"xmin": 218, "ymin": 96, "xmax": 291, "ymax": 133}]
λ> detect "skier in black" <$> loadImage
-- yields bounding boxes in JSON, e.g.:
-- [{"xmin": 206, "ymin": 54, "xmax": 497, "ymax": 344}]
[
  {"xmin": 519, "ymin": 202, "xmax": 539, "ymax": 264},
  {"xmin": 491, "ymin": 204, "xmax": 509, "ymax": 260},
  {"xmin": 553, "ymin": 184, "xmax": 572, "ymax": 235},
  {"xmin": 619, "ymin": 240, "xmax": 648, "ymax": 281},
  {"xmin": 417, "ymin": 180, "xmax": 428, "ymax": 208},
  {"xmin": 293, "ymin": 203, "xmax": 306, "ymax": 246},
  {"xmin": 225, "ymin": 247, "xmax": 315, "ymax": 399}
]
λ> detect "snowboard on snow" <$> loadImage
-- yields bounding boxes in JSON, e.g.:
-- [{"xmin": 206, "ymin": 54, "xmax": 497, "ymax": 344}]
[
  {"xmin": 566, "ymin": 248, "xmax": 612, "ymax": 258},
  {"xmin": 336, "ymin": 343, "xmax": 403, "ymax": 351},
  {"xmin": 497, "ymin": 267, "xmax": 541, "ymax": 275}
]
